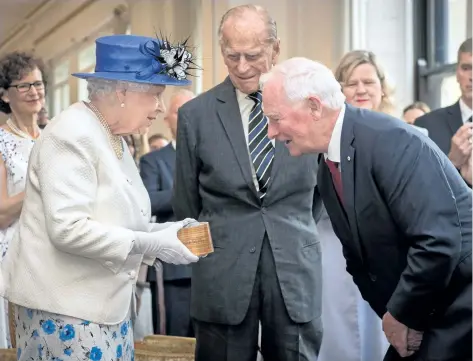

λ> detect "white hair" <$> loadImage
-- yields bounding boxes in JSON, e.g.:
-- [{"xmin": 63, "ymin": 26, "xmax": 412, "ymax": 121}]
[
  {"xmin": 86, "ymin": 78, "xmax": 153, "ymax": 100},
  {"xmin": 260, "ymin": 57, "xmax": 346, "ymax": 109}
]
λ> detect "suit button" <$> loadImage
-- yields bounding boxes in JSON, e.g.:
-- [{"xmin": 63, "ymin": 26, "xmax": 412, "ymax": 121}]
[
  {"xmin": 369, "ymin": 273, "xmax": 377, "ymax": 282},
  {"xmin": 128, "ymin": 270, "xmax": 136, "ymax": 279},
  {"xmin": 261, "ymin": 207, "xmax": 267, "ymax": 214},
  {"xmin": 249, "ymin": 247, "xmax": 256, "ymax": 253}
]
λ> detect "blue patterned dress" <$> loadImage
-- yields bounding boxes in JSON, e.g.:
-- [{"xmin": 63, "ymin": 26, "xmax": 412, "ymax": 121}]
[{"xmin": 14, "ymin": 305, "xmax": 134, "ymax": 361}]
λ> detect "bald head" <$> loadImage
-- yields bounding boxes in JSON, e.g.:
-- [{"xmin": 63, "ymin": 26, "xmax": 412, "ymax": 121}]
[{"xmin": 165, "ymin": 89, "xmax": 195, "ymax": 139}]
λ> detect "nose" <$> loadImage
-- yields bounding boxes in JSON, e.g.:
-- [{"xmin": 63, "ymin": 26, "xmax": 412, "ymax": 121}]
[
  {"xmin": 27, "ymin": 85, "xmax": 39, "ymax": 96},
  {"xmin": 157, "ymin": 99, "xmax": 166, "ymax": 114},
  {"xmin": 355, "ymin": 82, "xmax": 367, "ymax": 94},
  {"xmin": 237, "ymin": 58, "xmax": 250, "ymax": 73}
]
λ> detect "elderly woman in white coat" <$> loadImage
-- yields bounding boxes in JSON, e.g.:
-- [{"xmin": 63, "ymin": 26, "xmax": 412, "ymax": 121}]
[{"xmin": 0, "ymin": 34, "xmax": 199, "ymax": 361}]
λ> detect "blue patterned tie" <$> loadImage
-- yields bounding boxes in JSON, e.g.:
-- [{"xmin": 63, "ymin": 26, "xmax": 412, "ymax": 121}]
[{"xmin": 248, "ymin": 91, "xmax": 274, "ymax": 198}]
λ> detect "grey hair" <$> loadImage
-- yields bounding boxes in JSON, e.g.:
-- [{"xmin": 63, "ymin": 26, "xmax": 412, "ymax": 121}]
[
  {"xmin": 260, "ymin": 57, "xmax": 346, "ymax": 109},
  {"xmin": 218, "ymin": 5, "xmax": 277, "ymax": 45},
  {"xmin": 86, "ymin": 78, "xmax": 153, "ymax": 100}
]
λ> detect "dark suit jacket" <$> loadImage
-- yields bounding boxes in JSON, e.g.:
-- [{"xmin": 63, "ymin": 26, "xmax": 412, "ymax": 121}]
[
  {"xmin": 414, "ymin": 101, "xmax": 463, "ymax": 156},
  {"xmin": 140, "ymin": 144, "xmax": 191, "ymax": 281},
  {"xmin": 173, "ymin": 77, "xmax": 323, "ymax": 325},
  {"xmin": 319, "ymin": 105, "xmax": 472, "ymax": 361}
]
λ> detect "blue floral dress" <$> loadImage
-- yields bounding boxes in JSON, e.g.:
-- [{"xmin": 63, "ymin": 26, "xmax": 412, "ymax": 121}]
[{"xmin": 14, "ymin": 305, "xmax": 134, "ymax": 361}]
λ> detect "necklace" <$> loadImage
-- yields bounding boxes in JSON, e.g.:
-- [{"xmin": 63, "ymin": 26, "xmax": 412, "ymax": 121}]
[
  {"xmin": 84, "ymin": 102, "xmax": 123, "ymax": 159},
  {"xmin": 6, "ymin": 118, "xmax": 39, "ymax": 140}
]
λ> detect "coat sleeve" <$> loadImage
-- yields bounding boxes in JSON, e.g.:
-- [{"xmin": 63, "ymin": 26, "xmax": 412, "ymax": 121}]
[
  {"xmin": 140, "ymin": 155, "xmax": 173, "ymax": 217},
  {"xmin": 372, "ymin": 127, "xmax": 464, "ymax": 330},
  {"xmin": 36, "ymin": 124, "xmax": 134, "ymax": 274},
  {"xmin": 172, "ymin": 106, "xmax": 202, "ymax": 220}
]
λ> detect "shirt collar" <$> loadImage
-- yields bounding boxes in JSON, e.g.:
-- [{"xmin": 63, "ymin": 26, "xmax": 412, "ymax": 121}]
[{"xmin": 324, "ymin": 104, "xmax": 346, "ymax": 163}]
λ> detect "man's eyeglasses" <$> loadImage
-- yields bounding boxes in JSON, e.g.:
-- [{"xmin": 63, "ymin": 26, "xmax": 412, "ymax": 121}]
[{"xmin": 8, "ymin": 81, "xmax": 45, "ymax": 93}]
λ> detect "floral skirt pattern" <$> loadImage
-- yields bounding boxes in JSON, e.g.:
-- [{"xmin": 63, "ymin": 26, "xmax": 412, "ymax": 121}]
[{"xmin": 14, "ymin": 305, "xmax": 134, "ymax": 361}]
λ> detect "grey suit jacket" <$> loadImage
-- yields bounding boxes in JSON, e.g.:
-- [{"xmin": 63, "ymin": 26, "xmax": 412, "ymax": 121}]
[{"xmin": 173, "ymin": 77, "xmax": 323, "ymax": 325}]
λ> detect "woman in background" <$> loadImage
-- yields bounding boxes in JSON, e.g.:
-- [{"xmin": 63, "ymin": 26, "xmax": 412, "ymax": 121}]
[
  {"xmin": 317, "ymin": 50, "xmax": 394, "ymax": 361},
  {"xmin": 402, "ymin": 101, "xmax": 431, "ymax": 124},
  {"xmin": 0, "ymin": 51, "xmax": 46, "ymax": 348}
]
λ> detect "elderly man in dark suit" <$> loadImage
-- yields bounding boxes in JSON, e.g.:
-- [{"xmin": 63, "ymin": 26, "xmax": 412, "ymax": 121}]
[
  {"xmin": 415, "ymin": 38, "xmax": 472, "ymax": 185},
  {"xmin": 140, "ymin": 89, "xmax": 195, "ymax": 336},
  {"xmin": 173, "ymin": 5, "xmax": 323, "ymax": 361},
  {"xmin": 261, "ymin": 57, "xmax": 472, "ymax": 361}
]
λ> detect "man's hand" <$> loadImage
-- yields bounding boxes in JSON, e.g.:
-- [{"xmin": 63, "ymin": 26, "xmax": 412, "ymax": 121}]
[
  {"xmin": 448, "ymin": 123, "xmax": 473, "ymax": 168},
  {"xmin": 382, "ymin": 312, "xmax": 423, "ymax": 357},
  {"xmin": 460, "ymin": 155, "xmax": 472, "ymax": 185}
]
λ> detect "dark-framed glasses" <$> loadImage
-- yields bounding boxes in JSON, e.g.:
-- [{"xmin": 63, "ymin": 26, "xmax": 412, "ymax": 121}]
[{"xmin": 8, "ymin": 81, "xmax": 45, "ymax": 93}]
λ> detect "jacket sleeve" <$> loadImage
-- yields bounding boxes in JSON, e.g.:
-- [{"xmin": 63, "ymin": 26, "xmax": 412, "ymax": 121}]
[
  {"xmin": 36, "ymin": 124, "xmax": 134, "ymax": 274},
  {"xmin": 139, "ymin": 155, "xmax": 173, "ymax": 217},
  {"xmin": 372, "ymin": 127, "xmax": 463, "ymax": 330},
  {"xmin": 172, "ymin": 107, "xmax": 202, "ymax": 220}
]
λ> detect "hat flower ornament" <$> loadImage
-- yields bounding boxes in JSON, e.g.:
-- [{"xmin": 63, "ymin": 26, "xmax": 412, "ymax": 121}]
[{"xmin": 73, "ymin": 34, "xmax": 200, "ymax": 86}]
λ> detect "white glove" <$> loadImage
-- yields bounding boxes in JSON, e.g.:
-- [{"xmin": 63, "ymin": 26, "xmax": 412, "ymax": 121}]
[
  {"xmin": 132, "ymin": 221, "xmax": 199, "ymax": 265},
  {"xmin": 148, "ymin": 218, "xmax": 198, "ymax": 232}
]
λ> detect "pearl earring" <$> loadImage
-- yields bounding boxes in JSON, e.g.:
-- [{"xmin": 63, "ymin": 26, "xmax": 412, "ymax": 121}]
[{"xmin": 120, "ymin": 103, "xmax": 125, "ymax": 108}]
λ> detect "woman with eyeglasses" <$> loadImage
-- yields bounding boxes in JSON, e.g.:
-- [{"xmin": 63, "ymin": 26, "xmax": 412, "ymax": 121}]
[{"xmin": 0, "ymin": 51, "xmax": 46, "ymax": 348}]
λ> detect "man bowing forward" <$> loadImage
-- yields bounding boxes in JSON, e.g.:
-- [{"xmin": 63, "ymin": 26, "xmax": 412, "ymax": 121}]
[{"xmin": 260, "ymin": 57, "xmax": 472, "ymax": 361}]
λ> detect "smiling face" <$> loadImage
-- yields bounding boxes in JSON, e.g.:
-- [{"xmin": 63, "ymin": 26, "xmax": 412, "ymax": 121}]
[
  {"xmin": 220, "ymin": 10, "xmax": 280, "ymax": 94},
  {"xmin": 1, "ymin": 67, "xmax": 45, "ymax": 117},
  {"xmin": 263, "ymin": 77, "xmax": 332, "ymax": 156}
]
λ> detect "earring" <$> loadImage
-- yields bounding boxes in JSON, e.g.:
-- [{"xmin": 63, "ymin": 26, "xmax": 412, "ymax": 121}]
[{"xmin": 120, "ymin": 103, "xmax": 125, "ymax": 108}]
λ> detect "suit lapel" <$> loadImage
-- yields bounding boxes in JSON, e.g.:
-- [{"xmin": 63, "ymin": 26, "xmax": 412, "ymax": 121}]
[
  {"xmin": 446, "ymin": 101, "xmax": 463, "ymax": 136},
  {"xmin": 216, "ymin": 77, "xmax": 258, "ymax": 196},
  {"xmin": 340, "ymin": 106, "xmax": 364, "ymax": 262}
]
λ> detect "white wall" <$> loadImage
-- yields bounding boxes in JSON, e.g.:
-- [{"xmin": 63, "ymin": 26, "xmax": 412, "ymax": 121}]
[{"xmin": 348, "ymin": 0, "xmax": 415, "ymax": 116}]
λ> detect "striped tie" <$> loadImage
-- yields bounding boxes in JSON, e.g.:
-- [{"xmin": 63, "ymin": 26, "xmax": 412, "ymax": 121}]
[{"xmin": 248, "ymin": 91, "xmax": 274, "ymax": 198}]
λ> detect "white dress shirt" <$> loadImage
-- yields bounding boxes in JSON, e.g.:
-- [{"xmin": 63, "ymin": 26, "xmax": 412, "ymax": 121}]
[
  {"xmin": 459, "ymin": 98, "xmax": 472, "ymax": 123},
  {"xmin": 324, "ymin": 104, "xmax": 346, "ymax": 165},
  {"xmin": 235, "ymin": 89, "xmax": 275, "ymax": 190},
  {"xmin": 1, "ymin": 102, "xmax": 152, "ymax": 325}
]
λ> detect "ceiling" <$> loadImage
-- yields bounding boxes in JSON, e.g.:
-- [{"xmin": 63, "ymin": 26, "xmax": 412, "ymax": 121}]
[{"xmin": 0, "ymin": 0, "xmax": 50, "ymax": 45}]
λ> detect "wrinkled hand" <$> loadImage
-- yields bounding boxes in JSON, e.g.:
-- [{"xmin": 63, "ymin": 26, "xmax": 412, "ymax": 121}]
[
  {"xmin": 460, "ymin": 155, "xmax": 472, "ymax": 185},
  {"xmin": 449, "ymin": 123, "xmax": 473, "ymax": 168},
  {"xmin": 406, "ymin": 328, "xmax": 424, "ymax": 352},
  {"xmin": 382, "ymin": 312, "xmax": 422, "ymax": 357}
]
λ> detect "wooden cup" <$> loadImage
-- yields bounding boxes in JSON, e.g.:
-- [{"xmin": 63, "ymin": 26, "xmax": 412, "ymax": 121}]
[{"xmin": 177, "ymin": 222, "xmax": 214, "ymax": 257}]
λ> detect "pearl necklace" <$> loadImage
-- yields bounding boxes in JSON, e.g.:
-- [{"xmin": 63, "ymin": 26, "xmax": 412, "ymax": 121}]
[
  {"xmin": 84, "ymin": 102, "xmax": 123, "ymax": 159},
  {"xmin": 6, "ymin": 119, "xmax": 40, "ymax": 140}
]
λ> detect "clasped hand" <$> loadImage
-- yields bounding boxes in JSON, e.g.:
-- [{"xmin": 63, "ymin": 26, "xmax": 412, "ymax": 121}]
[
  {"xmin": 132, "ymin": 218, "xmax": 199, "ymax": 265},
  {"xmin": 382, "ymin": 311, "xmax": 423, "ymax": 358}
]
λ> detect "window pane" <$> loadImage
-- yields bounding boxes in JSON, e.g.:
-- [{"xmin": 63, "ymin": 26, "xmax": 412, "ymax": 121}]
[
  {"xmin": 447, "ymin": 0, "xmax": 468, "ymax": 63},
  {"xmin": 78, "ymin": 43, "xmax": 96, "ymax": 70},
  {"xmin": 441, "ymin": 74, "xmax": 461, "ymax": 107},
  {"xmin": 78, "ymin": 78, "xmax": 89, "ymax": 102},
  {"xmin": 62, "ymin": 84, "xmax": 70, "ymax": 110},
  {"xmin": 53, "ymin": 60, "xmax": 70, "ymax": 85}
]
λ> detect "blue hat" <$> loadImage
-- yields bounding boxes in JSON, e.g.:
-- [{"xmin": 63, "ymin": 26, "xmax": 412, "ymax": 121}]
[{"xmin": 72, "ymin": 34, "xmax": 195, "ymax": 86}]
